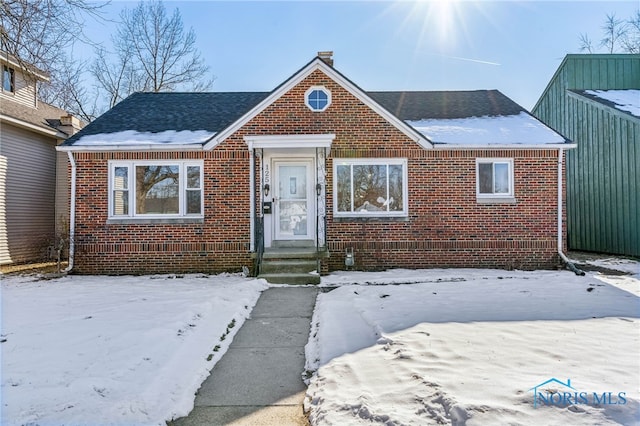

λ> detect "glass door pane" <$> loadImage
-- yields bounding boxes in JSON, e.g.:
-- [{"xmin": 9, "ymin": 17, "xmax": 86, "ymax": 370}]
[{"xmin": 276, "ymin": 163, "xmax": 309, "ymax": 239}]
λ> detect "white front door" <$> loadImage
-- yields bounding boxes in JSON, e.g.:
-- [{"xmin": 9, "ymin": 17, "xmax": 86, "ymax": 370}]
[{"xmin": 274, "ymin": 160, "xmax": 314, "ymax": 240}]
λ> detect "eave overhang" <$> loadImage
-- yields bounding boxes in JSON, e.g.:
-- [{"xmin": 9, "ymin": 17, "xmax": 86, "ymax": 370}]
[{"xmin": 1, "ymin": 113, "xmax": 66, "ymax": 139}]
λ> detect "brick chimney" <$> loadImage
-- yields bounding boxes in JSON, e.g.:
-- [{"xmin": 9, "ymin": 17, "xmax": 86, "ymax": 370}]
[{"xmin": 318, "ymin": 51, "xmax": 334, "ymax": 67}]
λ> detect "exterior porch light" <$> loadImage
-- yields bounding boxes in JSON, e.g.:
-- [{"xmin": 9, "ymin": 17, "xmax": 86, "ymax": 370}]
[
  {"xmin": 316, "ymin": 183, "xmax": 322, "ymax": 196},
  {"xmin": 263, "ymin": 183, "xmax": 270, "ymax": 196}
]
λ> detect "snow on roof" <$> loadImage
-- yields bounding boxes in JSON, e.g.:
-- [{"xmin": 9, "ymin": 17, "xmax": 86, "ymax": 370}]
[
  {"xmin": 406, "ymin": 112, "xmax": 567, "ymax": 146},
  {"xmin": 585, "ymin": 89, "xmax": 640, "ymax": 117},
  {"xmin": 73, "ymin": 130, "xmax": 216, "ymax": 146}
]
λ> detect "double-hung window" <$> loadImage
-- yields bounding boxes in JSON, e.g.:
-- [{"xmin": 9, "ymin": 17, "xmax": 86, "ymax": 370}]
[
  {"xmin": 476, "ymin": 158, "xmax": 514, "ymax": 202},
  {"xmin": 109, "ymin": 161, "xmax": 203, "ymax": 219},
  {"xmin": 334, "ymin": 158, "xmax": 408, "ymax": 217},
  {"xmin": 2, "ymin": 65, "xmax": 15, "ymax": 93}
]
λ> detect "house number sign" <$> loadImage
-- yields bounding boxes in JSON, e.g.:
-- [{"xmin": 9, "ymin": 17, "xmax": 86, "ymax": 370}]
[{"xmin": 264, "ymin": 163, "xmax": 270, "ymax": 197}]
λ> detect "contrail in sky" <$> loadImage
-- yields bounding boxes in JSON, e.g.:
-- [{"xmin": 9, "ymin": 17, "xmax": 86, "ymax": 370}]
[{"xmin": 434, "ymin": 54, "xmax": 501, "ymax": 66}]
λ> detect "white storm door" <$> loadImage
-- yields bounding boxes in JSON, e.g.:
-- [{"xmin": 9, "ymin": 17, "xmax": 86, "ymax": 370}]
[{"xmin": 274, "ymin": 160, "xmax": 313, "ymax": 240}]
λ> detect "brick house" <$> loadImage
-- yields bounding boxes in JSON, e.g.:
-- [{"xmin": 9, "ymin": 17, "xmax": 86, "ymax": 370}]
[{"xmin": 58, "ymin": 53, "xmax": 575, "ymax": 281}]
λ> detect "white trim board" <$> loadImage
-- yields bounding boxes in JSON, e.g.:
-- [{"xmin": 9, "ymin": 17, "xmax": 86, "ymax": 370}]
[{"xmin": 244, "ymin": 134, "xmax": 335, "ymax": 150}]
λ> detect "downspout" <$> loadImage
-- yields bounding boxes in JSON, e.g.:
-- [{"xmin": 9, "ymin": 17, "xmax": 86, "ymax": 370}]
[
  {"xmin": 64, "ymin": 151, "xmax": 76, "ymax": 272},
  {"xmin": 249, "ymin": 149, "xmax": 255, "ymax": 252},
  {"xmin": 557, "ymin": 148, "xmax": 585, "ymax": 276}
]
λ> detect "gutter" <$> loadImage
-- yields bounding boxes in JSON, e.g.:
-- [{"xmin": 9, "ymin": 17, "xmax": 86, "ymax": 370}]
[
  {"xmin": 432, "ymin": 143, "xmax": 578, "ymax": 150},
  {"xmin": 249, "ymin": 150, "xmax": 255, "ymax": 252},
  {"xmin": 1, "ymin": 114, "xmax": 67, "ymax": 139},
  {"xmin": 64, "ymin": 151, "xmax": 77, "ymax": 272},
  {"xmin": 56, "ymin": 144, "xmax": 204, "ymax": 152},
  {"xmin": 557, "ymin": 148, "xmax": 585, "ymax": 276}
]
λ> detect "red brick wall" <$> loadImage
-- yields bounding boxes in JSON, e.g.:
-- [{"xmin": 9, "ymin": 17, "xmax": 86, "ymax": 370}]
[
  {"xmin": 326, "ymin": 148, "xmax": 562, "ymax": 271},
  {"xmin": 70, "ymin": 68, "xmax": 564, "ymax": 274},
  {"xmin": 71, "ymin": 151, "xmax": 253, "ymax": 274}
]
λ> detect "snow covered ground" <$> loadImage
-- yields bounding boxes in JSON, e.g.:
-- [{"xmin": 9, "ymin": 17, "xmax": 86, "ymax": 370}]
[
  {"xmin": 305, "ymin": 266, "xmax": 640, "ymax": 425},
  {"xmin": 2, "ymin": 261, "xmax": 638, "ymax": 426},
  {"xmin": 1, "ymin": 273, "xmax": 268, "ymax": 425}
]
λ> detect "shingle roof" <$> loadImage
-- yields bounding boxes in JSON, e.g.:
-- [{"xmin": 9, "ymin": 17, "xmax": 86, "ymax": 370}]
[
  {"xmin": 62, "ymin": 89, "xmax": 533, "ymax": 147},
  {"xmin": 0, "ymin": 98, "xmax": 70, "ymax": 136},
  {"xmin": 62, "ymin": 92, "xmax": 270, "ymax": 146},
  {"xmin": 369, "ymin": 90, "xmax": 526, "ymax": 120}
]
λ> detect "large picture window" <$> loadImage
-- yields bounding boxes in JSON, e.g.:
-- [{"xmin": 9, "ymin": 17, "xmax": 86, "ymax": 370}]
[
  {"xmin": 109, "ymin": 161, "xmax": 203, "ymax": 218},
  {"xmin": 476, "ymin": 158, "xmax": 514, "ymax": 199},
  {"xmin": 334, "ymin": 158, "xmax": 408, "ymax": 217}
]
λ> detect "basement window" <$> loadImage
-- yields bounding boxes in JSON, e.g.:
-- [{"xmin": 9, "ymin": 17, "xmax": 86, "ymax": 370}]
[{"xmin": 109, "ymin": 161, "xmax": 203, "ymax": 219}]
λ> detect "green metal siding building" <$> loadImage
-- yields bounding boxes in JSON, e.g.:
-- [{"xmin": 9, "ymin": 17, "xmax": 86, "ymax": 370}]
[{"xmin": 533, "ymin": 54, "xmax": 639, "ymax": 257}]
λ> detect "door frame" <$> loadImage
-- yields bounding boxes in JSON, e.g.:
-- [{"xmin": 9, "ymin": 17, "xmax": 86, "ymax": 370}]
[{"xmin": 272, "ymin": 157, "xmax": 315, "ymax": 242}]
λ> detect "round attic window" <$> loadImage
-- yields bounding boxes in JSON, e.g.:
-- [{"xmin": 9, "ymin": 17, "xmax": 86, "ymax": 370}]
[{"xmin": 305, "ymin": 86, "xmax": 331, "ymax": 112}]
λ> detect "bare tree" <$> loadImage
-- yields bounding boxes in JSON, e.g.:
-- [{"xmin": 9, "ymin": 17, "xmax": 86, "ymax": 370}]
[
  {"xmin": 621, "ymin": 10, "xmax": 640, "ymax": 53},
  {"xmin": 92, "ymin": 0, "xmax": 213, "ymax": 105},
  {"xmin": 579, "ymin": 10, "xmax": 640, "ymax": 54},
  {"xmin": 578, "ymin": 33, "xmax": 594, "ymax": 53},
  {"xmin": 39, "ymin": 56, "xmax": 99, "ymax": 122},
  {"xmin": 0, "ymin": 0, "xmax": 105, "ymax": 80},
  {"xmin": 91, "ymin": 46, "xmax": 143, "ymax": 109},
  {"xmin": 600, "ymin": 13, "xmax": 626, "ymax": 53}
]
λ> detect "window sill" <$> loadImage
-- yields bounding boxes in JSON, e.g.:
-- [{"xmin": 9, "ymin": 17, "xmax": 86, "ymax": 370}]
[
  {"xmin": 107, "ymin": 217, "xmax": 204, "ymax": 225},
  {"xmin": 476, "ymin": 197, "xmax": 516, "ymax": 205},
  {"xmin": 333, "ymin": 216, "xmax": 410, "ymax": 223}
]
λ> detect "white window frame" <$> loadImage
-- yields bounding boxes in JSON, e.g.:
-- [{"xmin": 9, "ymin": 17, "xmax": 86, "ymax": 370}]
[
  {"xmin": 108, "ymin": 160, "xmax": 204, "ymax": 219},
  {"xmin": 476, "ymin": 158, "xmax": 515, "ymax": 202},
  {"xmin": 305, "ymin": 86, "xmax": 331, "ymax": 112},
  {"xmin": 333, "ymin": 158, "xmax": 408, "ymax": 218}
]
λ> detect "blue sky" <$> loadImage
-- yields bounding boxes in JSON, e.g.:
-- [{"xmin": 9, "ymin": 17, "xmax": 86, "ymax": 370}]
[{"xmin": 79, "ymin": 1, "xmax": 639, "ymax": 110}]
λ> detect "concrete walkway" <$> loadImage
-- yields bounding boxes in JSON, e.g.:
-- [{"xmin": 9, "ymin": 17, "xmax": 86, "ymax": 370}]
[{"xmin": 170, "ymin": 286, "xmax": 318, "ymax": 426}]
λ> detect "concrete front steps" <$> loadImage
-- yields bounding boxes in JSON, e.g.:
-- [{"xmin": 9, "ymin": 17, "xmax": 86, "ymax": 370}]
[{"xmin": 258, "ymin": 240, "xmax": 321, "ymax": 285}]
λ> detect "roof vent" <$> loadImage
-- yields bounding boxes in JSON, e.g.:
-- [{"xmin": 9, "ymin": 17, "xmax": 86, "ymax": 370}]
[{"xmin": 318, "ymin": 51, "xmax": 334, "ymax": 67}]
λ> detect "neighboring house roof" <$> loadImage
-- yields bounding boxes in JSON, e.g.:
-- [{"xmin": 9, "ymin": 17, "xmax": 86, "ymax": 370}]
[
  {"xmin": 0, "ymin": 98, "xmax": 70, "ymax": 138},
  {"xmin": 533, "ymin": 54, "xmax": 640, "ymax": 114},
  {"xmin": 0, "ymin": 51, "xmax": 51, "ymax": 82},
  {"xmin": 60, "ymin": 57, "xmax": 571, "ymax": 151},
  {"xmin": 569, "ymin": 89, "xmax": 640, "ymax": 119}
]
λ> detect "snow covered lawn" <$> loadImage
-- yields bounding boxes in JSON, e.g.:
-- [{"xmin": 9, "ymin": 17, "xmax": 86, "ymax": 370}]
[
  {"xmin": 305, "ymin": 268, "xmax": 640, "ymax": 425},
  {"xmin": 2, "ymin": 264, "xmax": 638, "ymax": 426},
  {"xmin": 1, "ymin": 273, "xmax": 268, "ymax": 425}
]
